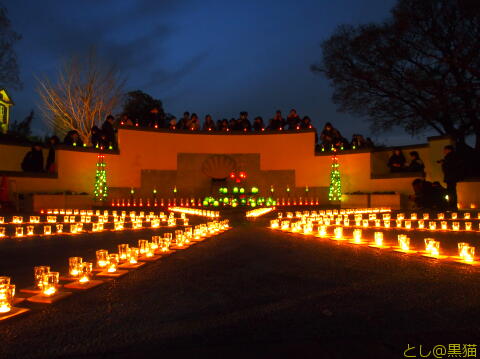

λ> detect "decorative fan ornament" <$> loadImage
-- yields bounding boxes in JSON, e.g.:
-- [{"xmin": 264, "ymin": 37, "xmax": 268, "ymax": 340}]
[{"xmin": 201, "ymin": 155, "xmax": 237, "ymax": 179}]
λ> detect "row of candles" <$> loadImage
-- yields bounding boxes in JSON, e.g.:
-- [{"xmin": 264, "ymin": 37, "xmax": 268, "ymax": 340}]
[
  {"xmin": 167, "ymin": 207, "xmax": 219, "ymax": 218},
  {"xmin": 108, "ymin": 197, "xmax": 325, "ymax": 208},
  {"xmin": 276, "ymin": 211, "xmax": 480, "ymax": 233},
  {"xmin": 246, "ymin": 207, "xmax": 275, "ymax": 218},
  {"xmin": 7, "ymin": 209, "xmax": 188, "ymax": 223},
  {"xmin": 0, "ymin": 220, "xmax": 230, "ymax": 316},
  {"xmin": 270, "ymin": 214, "xmax": 477, "ymax": 264},
  {"xmin": 0, "ymin": 212, "xmax": 190, "ymax": 238}
]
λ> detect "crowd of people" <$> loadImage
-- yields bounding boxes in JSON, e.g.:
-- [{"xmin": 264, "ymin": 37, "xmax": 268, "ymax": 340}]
[
  {"xmin": 387, "ymin": 149, "xmax": 425, "ymax": 173},
  {"xmin": 409, "ymin": 145, "xmax": 466, "ymax": 210},
  {"xmin": 319, "ymin": 122, "xmax": 374, "ymax": 150},
  {"xmin": 120, "ymin": 109, "xmax": 315, "ymax": 133}
]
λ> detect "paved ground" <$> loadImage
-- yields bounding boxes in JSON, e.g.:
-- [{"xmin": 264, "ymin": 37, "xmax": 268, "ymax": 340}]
[{"xmin": 1, "ymin": 216, "xmax": 480, "ymax": 358}]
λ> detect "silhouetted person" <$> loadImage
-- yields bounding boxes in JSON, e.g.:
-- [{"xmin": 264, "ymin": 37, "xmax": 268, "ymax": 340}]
[
  {"xmin": 102, "ymin": 115, "xmax": 116, "ymax": 149},
  {"xmin": 219, "ymin": 119, "xmax": 230, "ymax": 131},
  {"xmin": 300, "ymin": 116, "xmax": 313, "ymax": 129},
  {"xmin": 268, "ymin": 110, "xmax": 284, "ymax": 130},
  {"xmin": 351, "ymin": 134, "xmax": 367, "ymax": 149},
  {"xmin": 169, "ymin": 116, "xmax": 177, "ymax": 130},
  {"xmin": 90, "ymin": 126, "xmax": 102, "ymax": 148},
  {"xmin": 177, "ymin": 112, "xmax": 190, "ymax": 130},
  {"xmin": 438, "ymin": 145, "xmax": 464, "ymax": 209},
  {"xmin": 239, "ymin": 111, "xmax": 251, "ymax": 131},
  {"xmin": 203, "ymin": 115, "xmax": 216, "ymax": 131},
  {"xmin": 189, "ymin": 113, "xmax": 200, "ymax": 130},
  {"xmin": 229, "ymin": 118, "xmax": 239, "ymax": 131},
  {"xmin": 388, "ymin": 148, "xmax": 406, "ymax": 172},
  {"xmin": 287, "ymin": 109, "xmax": 301, "ymax": 130},
  {"xmin": 120, "ymin": 114, "xmax": 133, "ymax": 126},
  {"xmin": 63, "ymin": 130, "xmax": 84, "ymax": 147},
  {"xmin": 253, "ymin": 116, "xmax": 264, "ymax": 131},
  {"xmin": 45, "ymin": 136, "xmax": 59, "ymax": 173},
  {"xmin": 320, "ymin": 122, "xmax": 341, "ymax": 148},
  {"xmin": 408, "ymin": 151, "xmax": 425, "ymax": 173},
  {"xmin": 21, "ymin": 144, "xmax": 44, "ymax": 172}
]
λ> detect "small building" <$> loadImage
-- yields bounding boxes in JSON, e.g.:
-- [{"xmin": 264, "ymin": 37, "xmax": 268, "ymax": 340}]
[{"xmin": 0, "ymin": 89, "xmax": 13, "ymax": 134}]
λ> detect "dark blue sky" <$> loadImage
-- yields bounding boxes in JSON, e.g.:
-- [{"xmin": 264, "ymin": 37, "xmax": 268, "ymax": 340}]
[{"xmin": 6, "ymin": 0, "xmax": 427, "ymax": 145}]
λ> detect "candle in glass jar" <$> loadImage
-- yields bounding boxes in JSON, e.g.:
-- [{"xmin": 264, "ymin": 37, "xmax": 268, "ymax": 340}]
[
  {"xmin": 96, "ymin": 250, "xmax": 109, "ymax": 268},
  {"xmin": 107, "ymin": 254, "xmax": 119, "ymax": 273},
  {"xmin": 68, "ymin": 257, "xmax": 82, "ymax": 277}
]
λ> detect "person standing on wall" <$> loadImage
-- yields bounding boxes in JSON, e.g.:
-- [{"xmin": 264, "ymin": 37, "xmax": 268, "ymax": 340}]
[
  {"xmin": 438, "ymin": 145, "xmax": 464, "ymax": 209},
  {"xmin": 102, "ymin": 115, "xmax": 117, "ymax": 149}
]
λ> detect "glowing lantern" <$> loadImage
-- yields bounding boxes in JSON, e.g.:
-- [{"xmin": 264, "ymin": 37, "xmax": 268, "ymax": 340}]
[
  {"xmin": 437, "ymin": 213, "xmax": 445, "ymax": 220},
  {"xmin": 96, "ymin": 250, "xmax": 109, "ymax": 268},
  {"xmin": 423, "ymin": 213, "xmax": 429, "ymax": 220},
  {"xmin": 428, "ymin": 222, "xmax": 437, "ymax": 230},
  {"xmin": 151, "ymin": 236, "xmax": 161, "ymax": 250},
  {"xmin": 42, "ymin": 271, "xmax": 59, "ymax": 296},
  {"xmin": 0, "ymin": 227, "xmax": 5, "ymax": 238},
  {"xmin": 43, "ymin": 225, "xmax": 52, "ymax": 235},
  {"xmin": 0, "ymin": 282, "xmax": 14, "ymax": 313},
  {"xmin": 452, "ymin": 222, "xmax": 460, "ymax": 231},
  {"xmin": 56, "ymin": 224, "xmax": 63, "ymax": 233},
  {"xmin": 440, "ymin": 221, "xmax": 448, "ymax": 230},
  {"xmin": 383, "ymin": 220, "xmax": 390, "ymax": 228},
  {"xmin": 458, "ymin": 243, "xmax": 475, "ymax": 263},
  {"xmin": 128, "ymin": 247, "xmax": 139, "ymax": 264},
  {"xmin": 138, "ymin": 239, "xmax": 149, "ymax": 255},
  {"xmin": 362, "ymin": 219, "xmax": 369, "ymax": 228},
  {"xmin": 375, "ymin": 219, "xmax": 381, "ymax": 227},
  {"xmin": 451, "ymin": 212, "xmax": 458, "ymax": 220},
  {"xmin": 118, "ymin": 244, "xmax": 130, "ymax": 261},
  {"xmin": 424, "ymin": 238, "xmax": 440, "ymax": 257},
  {"xmin": 270, "ymin": 220, "xmax": 279, "ymax": 229},
  {"xmin": 68, "ymin": 257, "xmax": 82, "ymax": 277},
  {"xmin": 410, "ymin": 213, "xmax": 417, "ymax": 220},
  {"xmin": 418, "ymin": 220, "xmax": 425, "ymax": 229},
  {"xmin": 397, "ymin": 213, "xmax": 405, "ymax": 221},
  {"xmin": 318, "ymin": 225, "xmax": 327, "ymax": 237},
  {"xmin": 34, "ymin": 266, "xmax": 50, "ymax": 290},
  {"xmin": 15, "ymin": 227, "xmax": 24, "ymax": 237},
  {"xmin": 107, "ymin": 254, "xmax": 119, "ymax": 273},
  {"xmin": 404, "ymin": 220, "xmax": 411, "ymax": 229},
  {"xmin": 12, "ymin": 216, "xmax": 23, "ymax": 224},
  {"xmin": 396, "ymin": 220, "xmax": 402, "ymax": 228},
  {"xmin": 464, "ymin": 213, "xmax": 471, "ymax": 220},
  {"xmin": 465, "ymin": 222, "xmax": 472, "ymax": 231},
  {"xmin": 302, "ymin": 223, "xmax": 313, "ymax": 235},
  {"xmin": 398, "ymin": 235, "xmax": 410, "ymax": 251},
  {"xmin": 334, "ymin": 227, "xmax": 343, "ymax": 240},
  {"xmin": 30, "ymin": 216, "xmax": 40, "ymax": 223},
  {"xmin": 26, "ymin": 225, "xmax": 34, "ymax": 236},
  {"xmin": 374, "ymin": 232, "xmax": 383, "ymax": 247},
  {"xmin": 352, "ymin": 229, "xmax": 362, "ymax": 243}
]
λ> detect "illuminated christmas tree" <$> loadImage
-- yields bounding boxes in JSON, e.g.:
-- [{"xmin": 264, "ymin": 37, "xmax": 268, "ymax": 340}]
[
  {"xmin": 328, "ymin": 149, "xmax": 342, "ymax": 201},
  {"xmin": 94, "ymin": 154, "xmax": 108, "ymax": 201}
]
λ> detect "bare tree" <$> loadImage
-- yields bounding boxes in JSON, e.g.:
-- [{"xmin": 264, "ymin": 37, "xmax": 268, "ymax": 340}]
[
  {"xmin": 0, "ymin": 4, "xmax": 21, "ymax": 90},
  {"xmin": 37, "ymin": 50, "xmax": 125, "ymax": 144}
]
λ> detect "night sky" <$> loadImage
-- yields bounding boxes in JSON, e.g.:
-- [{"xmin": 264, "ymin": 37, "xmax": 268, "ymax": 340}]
[{"xmin": 6, "ymin": 0, "xmax": 426, "ymax": 145}]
